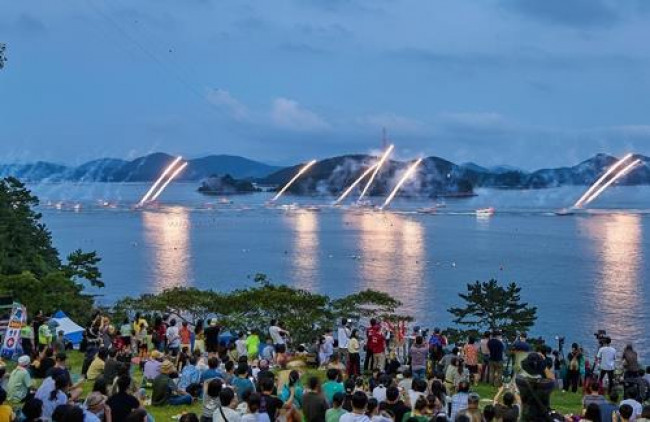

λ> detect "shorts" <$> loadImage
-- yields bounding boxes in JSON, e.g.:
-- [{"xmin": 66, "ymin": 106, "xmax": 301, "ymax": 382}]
[
  {"xmin": 467, "ymin": 365, "xmax": 479, "ymax": 374},
  {"xmin": 274, "ymin": 344, "xmax": 286, "ymax": 353}
]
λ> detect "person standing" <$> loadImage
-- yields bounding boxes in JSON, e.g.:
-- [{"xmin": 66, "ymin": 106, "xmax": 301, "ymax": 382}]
[
  {"xmin": 409, "ymin": 336, "xmax": 428, "ymax": 380},
  {"xmin": 166, "ymin": 319, "xmax": 181, "ymax": 357},
  {"xmin": 246, "ymin": 330, "xmax": 260, "ymax": 361},
  {"xmin": 204, "ymin": 319, "xmax": 221, "ymax": 357},
  {"xmin": 463, "ymin": 336, "xmax": 479, "ymax": 386},
  {"xmin": 597, "ymin": 337, "xmax": 617, "ymax": 394},
  {"xmin": 366, "ymin": 319, "xmax": 386, "ymax": 371},
  {"xmin": 347, "ymin": 329, "xmax": 361, "ymax": 377},
  {"xmin": 269, "ymin": 320, "xmax": 289, "ymax": 363},
  {"xmin": 338, "ymin": 319, "xmax": 351, "ymax": 366},
  {"xmin": 487, "ymin": 330, "xmax": 505, "ymax": 388},
  {"xmin": 565, "ymin": 343, "xmax": 584, "ymax": 393}
]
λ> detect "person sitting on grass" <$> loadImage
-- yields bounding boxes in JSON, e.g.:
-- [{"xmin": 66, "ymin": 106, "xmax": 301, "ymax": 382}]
[
  {"xmin": 241, "ymin": 393, "xmax": 271, "ymax": 422},
  {"xmin": 86, "ymin": 347, "xmax": 108, "ymax": 381},
  {"xmin": 214, "ymin": 387, "xmax": 242, "ymax": 422},
  {"xmin": 449, "ymin": 380, "xmax": 470, "ymax": 421},
  {"xmin": 232, "ymin": 365, "xmax": 255, "ymax": 402},
  {"xmin": 379, "ymin": 386, "xmax": 410, "ymax": 422},
  {"xmin": 260, "ymin": 377, "xmax": 283, "ymax": 421},
  {"xmin": 106, "ymin": 375, "xmax": 141, "ymax": 422},
  {"xmin": 583, "ymin": 381, "xmax": 607, "ymax": 409},
  {"xmin": 493, "ymin": 385, "xmax": 521, "ymax": 421},
  {"xmin": 18, "ymin": 398, "xmax": 43, "ymax": 422},
  {"xmin": 201, "ymin": 378, "xmax": 222, "ymax": 422},
  {"xmin": 151, "ymin": 360, "xmax": 192, "ymax": 406},
  {"xmin": 340, "ymin": 391, "xmax": 370, "ymax": 422},
  {"xmin": 179, "ymin": 356, "xmax": 201, "ymax": 394},
  {"xmin": 326, "ymin": 392, "xmax": 347, "ymax": 422},
  {"xmin": 7, "ymin": 355, "xmax": 32, "ymax": 404},
  {"xmin": 303, "ymin": 377, "xmax": 329, "ymax": 422},
  {"xmin": 47, "ymin": 352, "xmax": 83, "ymax": 401},
  {"xmin": 458, "ymin": 392, "xmax": 482, "ymax": 422},
  {"xmin": 40, "ymin": 375, "xmax": 68, "ymax": 420},
  {"xmin": 400, "ymin": 396, "xmax": 429, "ymax": 422},
  {"xmin": 280, "ymin": 370, "xmax": 304, "ymax": 410},
  {"xmin": 125, "ymin": 408, "xmax": 149, "ymax": 422},
  {"xmin": 366, "ymin": 397, "xmax": 391, "ymax": 422},
  {"xmin": 323, "ymin": 369, "xmax": 345, "ymax": 405},
  {"xmin": 179, "ymin": 413, "xmax": 200, "ymax": 422},
  {"xmin": 0, "ymin": 388, "xmax": 14, "ymax": 422},
  {"xmin": 201, "ymin": 357, "xmax": 224, "ymax": 384},
  {"xmin": 618, "ymin": 404, "xmax": 634, "ymax": 422}
]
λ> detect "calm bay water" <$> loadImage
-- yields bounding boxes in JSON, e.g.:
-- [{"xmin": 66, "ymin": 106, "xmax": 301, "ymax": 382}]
[{"xmin": 29, "ymin": 182, "xmax": 650, "ymax": 359}]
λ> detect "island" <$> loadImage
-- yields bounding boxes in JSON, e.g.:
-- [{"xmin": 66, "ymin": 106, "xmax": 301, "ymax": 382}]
[{"xmin": 197, "ymin": 174, "xmax": 261, "ymax": 195}]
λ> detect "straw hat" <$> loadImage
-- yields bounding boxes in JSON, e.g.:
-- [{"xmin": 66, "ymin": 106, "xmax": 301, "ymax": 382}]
[
  {"xmin": 86, "ymin": 392, "xmax": 106, "ymax": 410},
  {"xmin": 160, "ymin": 360, "xmax": 175, "ymax": 375}
]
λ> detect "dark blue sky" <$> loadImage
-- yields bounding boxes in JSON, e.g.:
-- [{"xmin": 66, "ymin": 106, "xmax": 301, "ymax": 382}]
[{"xmin": 2, "ymin": 0, "xmax": 650, "ymax": 168}]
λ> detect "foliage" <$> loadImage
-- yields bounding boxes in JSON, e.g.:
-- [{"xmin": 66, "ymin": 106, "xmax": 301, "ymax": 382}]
[
  {"xmin": 63, "ymin": 249, "xmax": 104, "ymax": 288},
  {"xmin": 447, "ymin": 279, "xmax": 537, "ymax": 339},
  {"xmin": 112, "ymin": 274, "xmax": 411, "ymax": 344},
  {"xmin": 0, "ymin": 177, "xmax": 103, "ymax": 322}
]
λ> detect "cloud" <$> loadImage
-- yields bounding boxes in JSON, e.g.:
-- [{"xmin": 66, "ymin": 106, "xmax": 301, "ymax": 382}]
[
  {"xmin": 356, "ymin": 113, "xmax": 425, "ymax": 134},
  {"xmin": 270, "ymin": 97, "xmax": 329, "ymax": 131},
  {"xmin": 500, "ymin": 0, "xmax": 621, "ymax": 28},
  {"xmin": 206, "ymin": 88, "xmax": 249, "ymax": 121}
]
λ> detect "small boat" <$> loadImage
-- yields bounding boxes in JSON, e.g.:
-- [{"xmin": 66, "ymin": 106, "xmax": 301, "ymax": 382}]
[
  {"xmin": 555, "ymin": 208, "xmax": 575, "ymax": 216},
  {"xmin": 416, "ymin": 207, "xmax": 438, "ymax": 215},
  {"xmin": 304, "ymin": 206, "xmax": 321, "ymax": 212},
  {"xmin": 352, "ymin": 199, "xmax": 374, "ymax": 208},
  {"xmin": 476, "ymin": 207, "xmax": 495, "ymax": 217}
]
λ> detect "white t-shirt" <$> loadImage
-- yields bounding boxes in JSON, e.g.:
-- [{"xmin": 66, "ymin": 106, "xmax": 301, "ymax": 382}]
[
  {"xmin": 372, "ymin": 385, "xmax": 387, "ymax": 402},
  {"xmin": 338, "ymin": 327, "xmax": 350, "ymax": 349},
  {"xmin": 340, "ymin": 413, "xmax": 371, "ymax": 422},
  {"xmin": 241, "ymin": 412, "xmax": 271, "ymax": 422},
  {"xmin": 167, "ymin": 325, "xmax": 180, "ymax": 348},
  {"xmin": 236, "ymin": 339, "xmax": 248, "ymax": 356},
  {"xmin": 620, "ymin": 399, "xmax": 642, "ymax": 417},
  {"xmin": 269, "ymin": 326, "xmax": 284, "ymax": 345},
  {"xmin": 214, "ymin": 406, "xmax": 243, "ymax": 422},
  {"xmin": 597, "ymin": 346, "xmax": 617, "ymax": 371}
]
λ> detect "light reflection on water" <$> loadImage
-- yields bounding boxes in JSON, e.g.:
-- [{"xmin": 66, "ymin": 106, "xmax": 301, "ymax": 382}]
[
  {"xmin": 580, "ymin": 214, "xmax": 645, "ymax": 347},
  {"xmin": 284, "ymin": 211, "xmax": 320, "ymax": 290},
  {"xmin": 344, "ymin": 211, "xmax": 426, "ymax": 311},
  {"xmin": 142, "ymin": 207, "xmax": 192, "ymax": 290}
]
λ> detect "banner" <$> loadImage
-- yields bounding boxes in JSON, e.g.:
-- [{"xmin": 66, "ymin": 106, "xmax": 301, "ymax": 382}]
[{"xmin": 0, "ymin": 303, "xmax": 26, "ymax": 359}]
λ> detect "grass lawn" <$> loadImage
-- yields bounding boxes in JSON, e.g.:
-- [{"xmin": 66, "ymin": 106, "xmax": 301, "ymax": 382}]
[{"xmin": 13, "ymin": 352, "xmax": 586, "ymax": 420}]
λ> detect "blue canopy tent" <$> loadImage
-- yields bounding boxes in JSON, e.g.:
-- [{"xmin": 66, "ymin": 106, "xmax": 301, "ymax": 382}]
[{"xmin": 51, "ymin": 311, "xmax": 84, "ymax": 346}]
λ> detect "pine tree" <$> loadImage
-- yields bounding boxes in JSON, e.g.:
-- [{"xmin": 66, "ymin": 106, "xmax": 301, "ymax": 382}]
[{"xmin": 447, "ymin": 279, "xmax": 537, "ymax": 338}]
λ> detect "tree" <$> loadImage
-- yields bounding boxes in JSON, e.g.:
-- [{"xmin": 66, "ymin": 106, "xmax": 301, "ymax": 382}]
[
  {"xmin": 0, "ymin": 177, "xmax": 103, "ymax": 322},
  {"xmin": 113, "ymin": 274, "xmax": 413, "ymax": 344},
  {"xmin": 447, "ymin": 279, "xmax": 537, "ymax": 339}
]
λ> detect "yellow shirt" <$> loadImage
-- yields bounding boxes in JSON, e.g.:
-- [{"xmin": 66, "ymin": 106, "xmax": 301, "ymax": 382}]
[
  {"xmin": 348, "ymin": 337, "xmax": 360, "ymax": 354},
  {"xmin": 86, "ymin": 356, "xmax": 105, "ymax": 381},
  {"xmin": 0, "ymin": 404, "xmax": 14, "ymax": 422}
]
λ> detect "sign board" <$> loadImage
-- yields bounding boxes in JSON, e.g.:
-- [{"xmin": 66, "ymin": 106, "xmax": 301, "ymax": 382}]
[{"xmin": 0, "ymin": 303, "xmax": 26, "ymax": 359}]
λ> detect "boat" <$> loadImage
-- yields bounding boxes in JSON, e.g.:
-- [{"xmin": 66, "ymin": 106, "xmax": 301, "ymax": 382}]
[
  {"xmin": 304, "ymin": 206, "xmax": 321, "ymax": 212},
  {"xmin": 554, "ymin": 208, "xmax": 575, "ymax": 216},
  {"xmin": 416, "ymin": 207, "xmax": 438, "ymax": 215},
  {"xmin": 476, "ymin": 207, "xmax": 495, "ymax": 217}
]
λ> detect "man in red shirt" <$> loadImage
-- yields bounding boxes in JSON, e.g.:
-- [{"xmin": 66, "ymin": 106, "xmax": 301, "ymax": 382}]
[{"xmin": 367, "ymin": 318, "xmax": 386, "ymax": 371}]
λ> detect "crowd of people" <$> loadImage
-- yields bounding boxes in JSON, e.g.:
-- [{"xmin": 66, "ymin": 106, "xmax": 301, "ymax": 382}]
[{"xmin": 0, "ymin": 311, "xmax": 647, "ymax": 422}]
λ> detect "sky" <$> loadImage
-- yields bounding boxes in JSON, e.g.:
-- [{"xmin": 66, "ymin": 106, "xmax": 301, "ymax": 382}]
[{"xmin": 2, "ymin": 0, "xmax": 650, "ymax": 169}]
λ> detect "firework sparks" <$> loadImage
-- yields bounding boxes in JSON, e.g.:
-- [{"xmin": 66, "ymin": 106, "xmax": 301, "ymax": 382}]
[
  {"xmin": 334, "ymin": 163, "xmax": 379, "ymax": 205},
  {"xmin": 272, "ymin": 160, "xmax": 317, "ymax": 202},
  {"xmin": 150, "ymin": 161, "xmax": 189, "ymax": 202},
  {"xmin": 581, "ymin": 159, "xmax": 642, "ymax": 206},
  {"xmin": 138, "ymin": 156, "xmax": 183, "ymax": 206},
  {"xmin": 358, "ymin": 144, "xmax": 394, "ymax": 201},
  {"xmin": 380, "ymin": 158, "xmax": 423, "ymax": 210},
  {"xmin": 573, "ymin": 154, "xmax": 634, "ymax": 208}
]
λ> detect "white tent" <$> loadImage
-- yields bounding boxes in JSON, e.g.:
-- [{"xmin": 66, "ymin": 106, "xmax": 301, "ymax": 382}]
[{"xmin": 51, "ymin": 310, "xmax": 84, "ymax": 345}]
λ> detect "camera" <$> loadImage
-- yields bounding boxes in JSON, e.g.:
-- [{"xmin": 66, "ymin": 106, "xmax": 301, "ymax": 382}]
[{"xmin": 594, "ymin": 330, "xmax": 608, "ymax": 346}]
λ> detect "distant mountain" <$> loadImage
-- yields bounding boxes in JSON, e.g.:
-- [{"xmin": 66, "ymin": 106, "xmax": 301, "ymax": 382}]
[
  {"xmin": 0, "ymin": 153, "xmax": 280, "ymax": 182},
  {"xmin": 2, "ymin": 153, "xmax": 650, "ymax": 193}
]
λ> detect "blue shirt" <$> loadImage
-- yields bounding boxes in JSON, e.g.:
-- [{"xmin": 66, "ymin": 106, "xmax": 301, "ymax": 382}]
[
  {"xmin": 231, "ymin": 377, "xmax": 255, "ymax": 401},
  {"xmin": 200, "ymin": 368, "xmax": 225, "ymax": 383},
  {"xmin": 178, "ymin": 365, "xmax": 201, "ymax": 390}
]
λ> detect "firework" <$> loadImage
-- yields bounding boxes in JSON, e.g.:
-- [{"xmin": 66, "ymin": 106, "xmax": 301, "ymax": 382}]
[
  {"xmin": 150, "ymin": 161, "xmax": 189, "ymax": 202},
  {"xmin": 573, "ymin": 154, "xmax": 633, "ymax": 208},
  {"xmin": 581, "ymin": 159, "xmax": 642, "ymax": 206},
  {"xmin": 334, "ymin": 163, "xmax": 379, "ymax": 204},
  {"xmin": 380, "ymin": 158, "xmax": 423, "ymax": 210},
  {"xmin": 358, "ymin": 144, "xmax": 394, "ymax": 201},
  {"xmin": 272, "ymin": 159, "xmax": 317, "ymax": 202},
  {"xmin": 138, "ymin": 156, "xmax": 183, "ymax": 206}
]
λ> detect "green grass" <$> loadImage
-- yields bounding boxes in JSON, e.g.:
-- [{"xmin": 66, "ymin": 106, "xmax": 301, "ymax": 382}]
[{"xmin": 13, "ymin": 352, "xmax": 586, "ymax": 420}]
